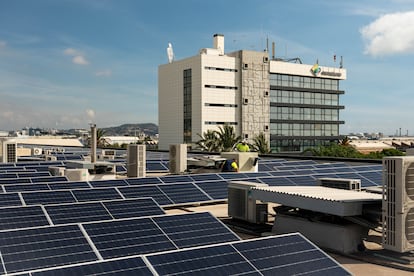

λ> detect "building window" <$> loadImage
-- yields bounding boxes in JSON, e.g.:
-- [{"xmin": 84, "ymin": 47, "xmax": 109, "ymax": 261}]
[
  {"xmin": 204, "ymin": 85, "xmax": 238, "ymax": 90},
  {"xmin": 205, "ymin": 103, "xmax": 238, "ymax": 107},
  {"xmin": 205, "ymin": 121, "xmax": 238, "ymax": 125},
  {"xmin": 183, "ymin": 69, "xmax": 192, "ymax": 143}
]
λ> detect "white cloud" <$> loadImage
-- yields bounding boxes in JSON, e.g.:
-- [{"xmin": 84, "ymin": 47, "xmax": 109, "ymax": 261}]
[
  {"xmin": 95, "ymin": 69, "xmax": 112, "ymax": 77},
  {"xmin": 63, "ymin": 48, "xmax": 79, "ymax": 56},
  {"xmin": 361, "ymin": 11, "xmax": 414, "ymax": 56},
  {"xmin": 72, "ymin": 55, "xmax": 89, "ymax": 65},
  {"xmin": 64, "ymin": 48, "xmax": 89, "ymax": 65},
  {"xmin": 86, "ymin": 109, "xmax": 95, "ymax": 122}
]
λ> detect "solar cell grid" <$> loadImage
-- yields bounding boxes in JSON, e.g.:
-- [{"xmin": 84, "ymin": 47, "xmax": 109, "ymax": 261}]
[
  {"xmin": 0, "ymin": 225, "xmax": 98, "ymax": 274},
  {"xmin": 218, "ymin": 172, "xmax": 248, "ymax": 180},
  {"xmin": 72, "ymin": 188, "xmax": 123, "ymax": 202},
  {"xmin": 0, "ymin": 193, "xmax": 23, "ymax": 207},
  {"xmin": 358, "ymin": 171, "xmax": 382, "ymax": 187},
  {"xmin": 45, "ymin": 202, "xmax": 112, "ymax": 225},
  {"xmin": 18, "ymin": 172, "xmax": 51, "ymax": 178},
  {"xmin": 119, "ymin": 185, "xmax": 173, "ymax": 206},
  {"xmin": 0, "ymin": 173, "xmax": 18, "ymax": 179},
  {"xmin": 31, "ymin": 176, "xmax": 68, "ymax": 183},
  {"xmin": 189, "ymin": 173, "xmax": 222, "ymax": 182},
  {"xmin": 157, "ymin": 183, "xmax": 211, "ymax": 204},
  {"xmin": 233, "ymin": 234, "xmax": 350, "ymax": 276},
  {"xmin": 48, "ymin": 181, "xmax": 91, "ymax": 190},
  {"xmin": 22, "ymin": 190, "xmax": 77, "ymax": 205},
  {"xmin": 152, "ymin": 212, "xmax": 240, "ymax": 248},
  {"xmin": 259, "ymin": 177, "xmax": 293, "ymax": 186},
  {"xmin": 31, "ymin": 257, "xmax": 152, "ymax": 276},
  {"xmin": 0, "ymin": 178, "xmax": 32, "ymax": 184},
  {"xmin": 146, "ymin": 162, "xmax": 168, "ymax": 171},
  {"xmin": 103, "ymin": 198, "xmax": 165, "ymax": 219},
  {"xmin": 159, "ymin": 175, "xmax": 193, "ymax": 183},
  {"xmin": 285, "ymin": 175, "xmax": 317, "ymax": 186},
  {"xmin": 0, "ymin": 206, "xmax": 50, "ymax": 230},
  {"xmin": 89, "ymin": 179, "xmax": 128, "ymax": 188},
  {"xmin": 148, "ymin": 244, "xmax": 260, "ymax": 276},
  {"xmin": 125, "ymin": 177, "xmax": 162, "ymax": 185},
  {"xmin": 4, "ymin": 183, "xmax": 50, "ymax": 193},
  {"xmin": 194, "ymin": 180, "xmax": 228, "ymax": 200},
  {"xmin": 83, "ymin": 217, "xmax": 176, "ymax": 258}
]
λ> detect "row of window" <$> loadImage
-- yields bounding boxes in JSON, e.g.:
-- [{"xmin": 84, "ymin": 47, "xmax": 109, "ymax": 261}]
[
  {"xmin": 270, "ymin": 123, "xmax": 339, "ymax": 137},
  {"xmin": 183, "ymin": 69, "xmax": 192, "ymax": 143},
  {"xmin": 204, "ymin": 122, "xmax": 238, "ymax": 125},
  {"xmin": 205, "ymin": 85, "xmax": 238, "ymax": 90},
  {"xmin": 270, "ymin": 90, "xmax": 339, "ymax": 106},
  {"xmin": 270, "ymin": 73, "xmax": 339, "ymax": 91},
  {"xmin": 270, "ymin": 139, "xmax": 334, "ymax": 152},
  {"xmin": 271, "ymin": 106, "xmax": 339, "ymax": 121},
  {"xmin": 204, "ymin": 66, "xmax": 238, "ymax": 72},
  {"xmin": 205, "ymin": 103, "xmax": 238, "ymax": 108}
]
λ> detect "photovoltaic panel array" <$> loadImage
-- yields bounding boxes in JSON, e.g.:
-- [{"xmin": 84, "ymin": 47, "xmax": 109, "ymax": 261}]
[
  {"xmin": 0, "ymin": 212, "xmax": 240, "ymax": 274},
  {"xmin": 20, "ymin": 233, "xmax": 350, "ymax": 275}
]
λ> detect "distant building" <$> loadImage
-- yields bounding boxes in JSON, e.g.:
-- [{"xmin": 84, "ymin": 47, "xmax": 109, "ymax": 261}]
[{"xmin": 158, "ymin": 34, "xmax": 346, "ymax": 152}]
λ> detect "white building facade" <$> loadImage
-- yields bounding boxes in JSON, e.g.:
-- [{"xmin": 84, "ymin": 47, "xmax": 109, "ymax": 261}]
[{"xmin": 158, "ymin": 34, "xmax": 346, "ymax": 152}]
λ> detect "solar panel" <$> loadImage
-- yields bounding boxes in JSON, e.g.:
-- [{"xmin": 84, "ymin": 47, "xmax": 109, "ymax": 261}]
[
  {"xmin": 189, "ymin": 173, "xmax": 222, "ymax": 182},
  {"xmin": 358, "ymin": 171, "xmax": 382, "ymax": 187},
  {"xmin": 31, "ymin": 176, "xmax": 68, "ymax": 183},
  {"xmin": 17, "ymin": 172, "xmax": 51, "ymax": 178},
  {"xmin": 159, "ymin": 175, "xmax": 193, "ymax": 183},
  {"xmin": 4, "ymin": 183, "xmax": 50, "ymax": 193},
  {"xmin": 103, "ymin": 198, "xmax": 165, "ymax": 219},
  {"xmin": 0, "ymin": 193, "xmax": 23, "ymax": 207},
  {"xmin": 125, "ymin": 177, "xmax": 162, "ymax": 185},
  {"xmin": 233, "ymin": 233, "xmax": 350, "ymax": 275},
  {"xmin": 0, "ymin": 173, "xmax": 18, "ymax": 179},
  {"xmin": 152, "ymin": 212, "xmax": 240, "ymax": 248},
  {"xmin": 31, "ymin": 256, "xmax": 152, "ymax": 276},
  {"xmin": 146, "ymin": 233, "xmax": 350, "ymax": 276},
  {"xmin": 146, "ymin": 244, "xmax": 259, "ymax": 275},
  {"xmin": 0, "ymin": 225, "xmax": 98, "ymax": 274},
  {"xmin": 0, "ymin": 178, "xmax": 31, "ymax": 184},
  {"xmin": 259, "ymin": 177, "xmax": 292, "ymax": 186},
  {"xmin": 146, "ymin": 162, "xmax": 168, "ymax": 171},
  {"xmin": 194, "ymin": 180, "xmax": 228, "ymax": 200},
  {"xmin": 157, "ymin": 183, "xmax": 211, "ymax": 204},
  {"xmin": 217, "ymin": 172, "xmax": 247, "ymax": 180},
  {"xmin": 89, "ymin": 179, "xmax": 128, "ymax": 188},
  {"xmin": 285, "ymin": 175, "xmax": 317, "ymax": 186},
  {"xmin": 22, "ymin": 190, "xmax": 77, "ymax": 205},
  {"xmin": 269, "ymin": 170, "xmax": 295, "ymax": 176},
  {"xmin": 72, "ymin": 188, "xmax": 123, "ymax": 202},
  {"xmin": 0, "ymin": 206, "xmax": 50, "ymax": 230},
  {"xmin": 48, "ymin": 181, "xmax": 91, "ymax": 190},
  {"xmin": 45, "ymin": 202, "xmax": 112, "ymax": 225},
  {"xmin": 82, "ymin": 217, "xmax": 176, "ymax": 259},
  {"xmin": 118, "ymin": 186, "xmax": 173, "ymax": 206}
]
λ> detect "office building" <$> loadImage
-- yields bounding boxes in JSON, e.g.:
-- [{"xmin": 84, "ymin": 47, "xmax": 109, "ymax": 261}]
[{"xmin": 158, "ymin": 34, "xmax": 346, "ymax": 152}]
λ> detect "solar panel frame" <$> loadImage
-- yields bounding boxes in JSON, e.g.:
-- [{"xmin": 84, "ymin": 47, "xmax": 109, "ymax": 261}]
[
  {"xmin": 194, "ymin": 180, "xmax": 228, "ymax": 200},
  {"xmin": 0, "ymin": 193, "xmax": 23, "ymax": 207},
  {"xmin": 72, "ymin": 188, "xmax": 123, "ymax": 202},
  {"xmin": 0, "ymin": 224, "xmax": 98, "ymax": 274},
  {"xmin": 4, "ymin": 183, "xmax": 51, "ymax": 193},
  {"xmin": 21, "ymin": 190, "xmax": 77, "ymax": 205},
  {"xmin": 0, "ymin": 205, "xmax": 50, "ymax": 231},
  {"xmin": 45, "ymin": 202, "xmax": 112, "ymax": 225},
  {"xmin": 157, "ymin": 183, "xmax": 211, "ymax": 204}
]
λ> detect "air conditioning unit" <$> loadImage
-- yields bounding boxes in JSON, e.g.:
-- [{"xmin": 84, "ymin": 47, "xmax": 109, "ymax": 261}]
[
  {"xmin": 2, "ymin": 142, "xmax": 17, "ymax": 163},
  {"xmin": 127, "ymin": 144, "xmax": 146, "ymax": 178},
  {"xmin": 45, "ymin": 155, "xmax": 57, "ymax": 161},
  {"xmin": 64, "ymin": 168, "xmax": 89, "ymax": 181},
  {"xmin": 169, "ymin": 144, "xmax": 187, "ymax": 174},
  {"xmin": 317, "ymin": 178, "xmax": 361, "ymax": 191},
  {"xmin": 228, "ymin": 181, "xmax": 269, "ymax": 224},
  {"xmin": 32, "ymin": 147, "xmax": 43, "ymax": 156},
  {"xmin": 49, "ymin": 166, "xmax": 65, "ymax": 176},
  {"xmin": 382, "ymin": 156, "xmax": 414, "ymax": 253},
  {"xmin": 56, "ymin": 148, "xmax": 65, "ymax": 153}
]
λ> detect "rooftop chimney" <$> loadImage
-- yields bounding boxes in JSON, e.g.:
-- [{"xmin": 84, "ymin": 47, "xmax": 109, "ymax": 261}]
[
  {"xmin": 213, "ymin": 34, "xmax": 224, "ymax": 55},
  {"xmin": 90, "ymin": 124, "xmax": 97, "ymax": 163}
]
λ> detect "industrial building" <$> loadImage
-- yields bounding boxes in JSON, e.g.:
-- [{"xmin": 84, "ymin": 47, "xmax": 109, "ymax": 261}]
[{"xmin": 158, "ymin": 34, "xmax": 346, "ymax": 152}]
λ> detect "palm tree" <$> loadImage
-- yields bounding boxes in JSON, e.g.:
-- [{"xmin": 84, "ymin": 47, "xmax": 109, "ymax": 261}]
[
  {"xmin": 96, "ymin": 128, "xmax": 108, "ymax": 148},
  {"xmin": 252, "ymin": 132, "xmax": 271, "ymax": 154},
  {"xmin": 338, "ymin": 136, "xmax": 351, "ymax": 147},
  {"xmin": 195, "ymin": 130, "xmax": 220, "ymax": 152},
  {"xmin": 216, "ymin": 124, "xmax": 242, "ymax": 152}
]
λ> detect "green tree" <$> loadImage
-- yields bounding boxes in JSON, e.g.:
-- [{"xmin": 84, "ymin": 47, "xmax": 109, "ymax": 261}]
[
  {"xmin": 216, "ymin": 124, "xmax": 242, "ymax": 152},
  {"xmin": 195, "ymin": 124, "xmax": 241, "ymax": 152},
  {"xmin": 252, "ymin": 132, "xmax": 271, "ymax": 154},
  {"xmin": 96, "ymin": 128, "xmax": 108, "ymax": 148},
  {"xmin": 338, "ymin": 136, "xmax": 351, "ymax": 146},
  {"xmin": 195, "ymin": 130, "xmax": 220, "ymax": 152}
]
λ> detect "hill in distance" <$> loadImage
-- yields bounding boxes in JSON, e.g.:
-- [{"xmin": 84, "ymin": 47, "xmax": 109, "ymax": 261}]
[{"xmin": 101, "ymin": 123, "xmax": 158, "ymax": 136}]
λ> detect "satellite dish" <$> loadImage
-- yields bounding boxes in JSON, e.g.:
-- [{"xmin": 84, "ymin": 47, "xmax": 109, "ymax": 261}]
[{"xmin": 167, "ymin": 43, "xmax": 174, "ymax": 63}]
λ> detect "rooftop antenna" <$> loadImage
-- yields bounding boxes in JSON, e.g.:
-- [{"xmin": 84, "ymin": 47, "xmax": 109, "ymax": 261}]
[{"xmin": 167, "ymin": 43, "xmax": 174, "ymax": 63}]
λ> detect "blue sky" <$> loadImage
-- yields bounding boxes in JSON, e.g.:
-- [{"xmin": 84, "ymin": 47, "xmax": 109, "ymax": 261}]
[{"xmin": 1, "ymin": 0, "xmax": 414, "ymax": 135}]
